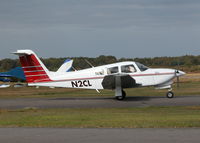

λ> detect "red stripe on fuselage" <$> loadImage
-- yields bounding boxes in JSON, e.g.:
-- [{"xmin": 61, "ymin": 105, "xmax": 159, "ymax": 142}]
[{"xmin": 130, "ymin": 72, "xmax": 174, "ymax": 77}]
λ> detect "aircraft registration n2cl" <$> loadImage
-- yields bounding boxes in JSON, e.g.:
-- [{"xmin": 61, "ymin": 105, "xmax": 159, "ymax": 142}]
[
  {"xmin": 71, "ymin": 80, "xmax": 92, "ymax": 88},
  {"xmin": 13, "ymin": 50, "xmax": 185, "ymax": 100}
]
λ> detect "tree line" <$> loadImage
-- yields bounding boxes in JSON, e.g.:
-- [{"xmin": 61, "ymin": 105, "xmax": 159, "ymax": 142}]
[{"xmin": 0, "ymin": 55, "xmax": 200, "ymax": 73}]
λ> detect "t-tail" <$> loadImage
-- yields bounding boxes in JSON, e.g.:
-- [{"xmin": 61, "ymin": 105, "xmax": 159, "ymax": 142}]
[{"xmin": 13, "ymin": 50, "xmax": 52, "ymax": 83}]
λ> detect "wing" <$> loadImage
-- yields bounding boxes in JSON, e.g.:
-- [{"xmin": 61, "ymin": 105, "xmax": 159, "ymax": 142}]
[{"xmin": 102, "ymin": 74, "xmax": 141, "ymax": 90}]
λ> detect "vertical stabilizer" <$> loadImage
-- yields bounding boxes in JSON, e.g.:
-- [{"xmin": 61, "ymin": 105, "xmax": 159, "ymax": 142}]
[{"xmin": 13, "ymin": 50, "xmax": 52, "ymax": 83}]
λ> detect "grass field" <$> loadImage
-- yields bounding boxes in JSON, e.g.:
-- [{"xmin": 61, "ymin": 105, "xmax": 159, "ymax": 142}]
[
  {"xmin": 1, "ymin": 106, "xmax": 200, "ymax": 128},
  {"xmin": 0, "ymin": 73, "xmax": 200, "ymax": 128}
]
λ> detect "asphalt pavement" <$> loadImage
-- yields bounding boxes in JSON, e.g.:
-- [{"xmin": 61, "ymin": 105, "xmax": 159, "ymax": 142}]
[
  {"xmin": 0, "ymin": 128, "xmax": 200, "ymax": 143},
  {"xmin": 0, "ymin": 95, "xmax": 200, "ymax": 109}
]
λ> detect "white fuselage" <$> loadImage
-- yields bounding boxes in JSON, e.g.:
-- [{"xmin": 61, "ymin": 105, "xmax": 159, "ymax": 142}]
[{"xmin": 29, "ymin": 61, "xmax": 183, "ymax": 90}]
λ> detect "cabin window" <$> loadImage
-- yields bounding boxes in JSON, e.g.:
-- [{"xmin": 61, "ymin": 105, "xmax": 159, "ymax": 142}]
[
  {"xmin": 95, "ymin": 69, "xmax": 104, "ymax": 75},
  {"xmin": 121, "ymin": 65, "xmax": 136, "ymax": 73},
  {"xmin": 135, "ymin": 62, "xmax": 149, "ymax": 71},
  {"xmin": 107, "ymin": 66, "xmax": 119, "ymax": 74}
]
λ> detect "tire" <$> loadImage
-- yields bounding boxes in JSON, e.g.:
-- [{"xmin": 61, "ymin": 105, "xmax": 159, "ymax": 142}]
[
  {"xmin": 166, "ymin": 91, "xmax": 174, "ymax": 98},
  {"xmin": 116, "ymin": 96, "xmax": 124, "ymax": 100},
  {"xmin": 116, "ymin": 90, "xmax": 126, "ymax": 100},
  {"xmin": 122, "ymin": 90, "xmax": 126, "ymax": 98}
]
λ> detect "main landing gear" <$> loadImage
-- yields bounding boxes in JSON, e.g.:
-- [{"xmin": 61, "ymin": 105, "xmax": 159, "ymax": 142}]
[{"xmin": 115, "ymin": 90, "xmax": 126, "ymax": 100}]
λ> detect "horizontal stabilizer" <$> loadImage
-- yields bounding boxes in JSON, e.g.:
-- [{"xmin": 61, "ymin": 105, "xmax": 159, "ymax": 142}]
[
  {"xmin": 12, "ymin": 50, "xmax": 33, "ymax": 56},
  {"xmin": 57, "ymin": 59, "xmax": 73, "ymax": 73}
]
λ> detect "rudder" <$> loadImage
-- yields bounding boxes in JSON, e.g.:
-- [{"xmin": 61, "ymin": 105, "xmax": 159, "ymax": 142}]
[{"xmin": 13, "ymin": 50, "xmax": 52, "ymax": 83}]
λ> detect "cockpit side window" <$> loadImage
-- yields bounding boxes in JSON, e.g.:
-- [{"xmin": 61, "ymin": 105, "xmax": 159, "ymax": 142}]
[
  {"xmin": 121, "ymin": 65, "xmax": 136, "ymax": 73},
  {"xmin": 107, "ymin": 66, "xmax": 119, "ymax": 74},
  {"xmin": 135, "ymin": 62, "xmax": 149, "ymax": 71},
  {"xmin": 95, "ymin": 69, "xmax": 104, "ymax": 75}
]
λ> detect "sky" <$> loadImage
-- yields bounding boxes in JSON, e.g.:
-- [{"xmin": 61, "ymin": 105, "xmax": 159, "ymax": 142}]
[{"xmin": 0, "ymin": 0, "xmax": 200, "ymax": 59}]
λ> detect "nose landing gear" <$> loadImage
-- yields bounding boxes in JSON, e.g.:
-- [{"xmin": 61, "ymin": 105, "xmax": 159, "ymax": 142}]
[{"xmin": 166, "ymin": 89, "xmax": 174, "ymax": 98}]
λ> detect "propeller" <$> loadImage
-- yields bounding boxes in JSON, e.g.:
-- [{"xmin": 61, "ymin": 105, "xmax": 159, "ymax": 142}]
[
  {"xmin": 176, "ymin": 58, "xmax": 180, "ymax": 88},
  {"xmin": 175, "ymin": 70, "xmax": 180, "ymax": 88},
  {"xmin": 174, "ymin": 58, "xmax": 185, "ymax": 88}
]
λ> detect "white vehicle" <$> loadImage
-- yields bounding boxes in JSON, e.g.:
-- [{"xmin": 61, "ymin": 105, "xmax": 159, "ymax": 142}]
[
  {"xmin": 13, "ymin": 50, "xmax": 185, "ymax": 100},
  {"xmin": 0, "ymin": 84, "xmax": 10, "ymax": 88}
]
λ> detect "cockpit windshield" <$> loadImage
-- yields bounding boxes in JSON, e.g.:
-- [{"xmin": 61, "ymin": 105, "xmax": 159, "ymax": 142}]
[{"xmin": 135, "ymin": 62, "xmax": 149, "ymax": 71}]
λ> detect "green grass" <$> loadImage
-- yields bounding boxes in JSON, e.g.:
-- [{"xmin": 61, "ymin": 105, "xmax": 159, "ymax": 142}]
[{"xmin": 1, "ymin": 106, "xmax": 200, "ymax": 128}]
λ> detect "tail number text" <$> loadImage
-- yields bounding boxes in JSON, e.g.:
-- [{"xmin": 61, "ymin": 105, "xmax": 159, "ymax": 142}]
[{"xmin": 71, "ymin": 80, "xmax": 92, "ymax": 88}]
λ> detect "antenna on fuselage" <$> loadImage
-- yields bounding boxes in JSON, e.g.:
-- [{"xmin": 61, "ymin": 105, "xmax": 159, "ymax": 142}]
[
  {"xmin": 72, "ymin": 66, "xmax": 77, "ymax": 71},
  {"xmin": 84, "ymin": 59, "xmax": 94, "ymax": 68}
]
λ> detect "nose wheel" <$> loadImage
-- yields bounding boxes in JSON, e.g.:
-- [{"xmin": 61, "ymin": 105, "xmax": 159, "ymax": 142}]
[{"xmin": 166, "ymin": 91, "xmax": 174, "ymax": 98}]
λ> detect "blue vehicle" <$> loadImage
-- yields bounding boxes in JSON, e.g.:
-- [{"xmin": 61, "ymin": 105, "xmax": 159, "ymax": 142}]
[{"xmin": 0, "ymin": 67, "xmax": 26, "ymax": 81}]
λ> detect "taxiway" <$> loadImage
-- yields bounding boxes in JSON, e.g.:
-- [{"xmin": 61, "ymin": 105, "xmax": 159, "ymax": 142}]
[
  {"xmin": 0, "ymin": 95, "xmax": 200, "ymax": 109},
  {"xmin": 0, "ymin": 128, "xmax": 199, "ymax": 143}
]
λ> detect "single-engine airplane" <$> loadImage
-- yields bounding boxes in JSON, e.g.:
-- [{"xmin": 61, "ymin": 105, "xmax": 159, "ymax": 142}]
[{"xmin": 13, "ymin": 50, "xmax": 185, "ymax": 100}]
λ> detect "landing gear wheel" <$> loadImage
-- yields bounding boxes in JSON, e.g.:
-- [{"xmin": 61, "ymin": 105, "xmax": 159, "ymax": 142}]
[
  {"xmin": 116, "ymin": 90, "xmax": 126, "ymax": 100},
  {"xmin": 122, "ymin": 90, "xmax": 126, "ymax": 97},
  {"xmin": 166, "ymin": 91, "xmax": 174, "ymax": 98}
]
